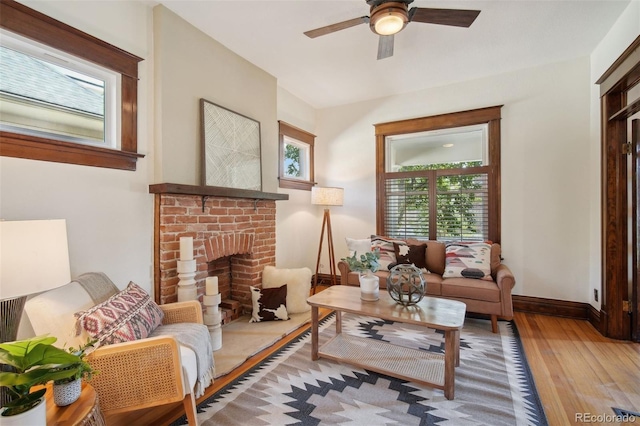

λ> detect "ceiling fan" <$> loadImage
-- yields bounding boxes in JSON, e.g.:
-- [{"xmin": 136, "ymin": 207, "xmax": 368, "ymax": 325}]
[{"xmin": 304, "ymin": 0, "xmax": 480, "ymax": 60}]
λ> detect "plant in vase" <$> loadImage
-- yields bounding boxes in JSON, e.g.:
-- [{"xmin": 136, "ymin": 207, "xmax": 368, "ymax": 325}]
[
  {"xmin": 341, "ymin": 248, "xmax": 381, "ymax": 301},
  {"xmin": 0, "ymin": 335, "xmax": 87, "ymax": 422},
  {"xmin": 51, "ymin": 339, "xmax": 97, "ymax": 407}
]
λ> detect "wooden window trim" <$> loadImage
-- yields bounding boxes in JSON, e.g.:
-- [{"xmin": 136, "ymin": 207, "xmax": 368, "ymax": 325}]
[
  {"xmin": 0, "ymin": 0, "xmax": 144, "ymax": 171},
  {"xmin": 278, "ymin": 121, "xmax": 315, "ymax": 191},
  {"xmin": 375, "ymin": 105, "xmax": 502, "ymax": 243}
]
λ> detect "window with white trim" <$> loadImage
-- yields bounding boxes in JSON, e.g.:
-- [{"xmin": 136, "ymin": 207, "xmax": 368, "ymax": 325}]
[
  {"xmin": 0, "ymin": 0, "xmax": 143, "ymax": 171},
  {"xmin": 0, "ymin": 32, "xmax": 119, "ymax": 148},
  {"xmin": 278, "ymin": 120, "xmax": 315, "ymax": 191}
]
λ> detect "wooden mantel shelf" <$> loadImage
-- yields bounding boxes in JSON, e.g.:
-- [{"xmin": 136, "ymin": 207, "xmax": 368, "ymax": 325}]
[{"xmin": 149, "ymin": 183, "xmax": 289, "ymax": 201}]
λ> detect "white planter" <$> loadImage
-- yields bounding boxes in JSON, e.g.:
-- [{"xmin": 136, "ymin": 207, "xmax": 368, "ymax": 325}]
[
  {"xmin": 0, "ymin": 396, "xmax": 46, "ymax": 426},
  {"xmin": 53, "ymin": 379, "xmax": 81, "ymax": 407},
  {"xmin": 359, "ymin": 273, "xmax": 380, "ymax": 301}
]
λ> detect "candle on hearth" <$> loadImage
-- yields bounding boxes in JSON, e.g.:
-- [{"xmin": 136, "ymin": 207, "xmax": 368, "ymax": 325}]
[
  {"xmin": 180, "ymin": 237, "xmax": 194, "ymax": 261},
  {"xmin": 206, "ymin": 276, "xmax": 218, "ymax": 295}
]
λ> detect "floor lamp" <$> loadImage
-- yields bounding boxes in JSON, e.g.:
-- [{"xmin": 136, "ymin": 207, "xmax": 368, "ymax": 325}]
[
  {"xmin": 0, "ymin": 219, "xmax": 71, "ymax": 406},
  {"xmin": 311, "ymin": 187, "xmax": 344, "ymax": 294}
]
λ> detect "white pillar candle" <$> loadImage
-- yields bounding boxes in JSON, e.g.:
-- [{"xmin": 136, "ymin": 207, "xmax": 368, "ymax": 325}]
[
  {"xmin": 180, "ymin": 237, "xmax": 193, "ymax": 261},
  {"xmin": 206, "ymin": 276, "xmax": 218, "ymax": 295}
]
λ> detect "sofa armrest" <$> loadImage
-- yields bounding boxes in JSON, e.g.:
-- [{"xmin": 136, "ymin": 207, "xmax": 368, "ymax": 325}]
[
  {"xmin": 160, "ymin": 300, "xmax": 203, "ymax": 325},
  {"xmin": 86, "ymin": 335, "xmax": 186, "ymax": 414},
  {"xmin": 338, "ymin": 261, "xmax": 351, "ymax": 285},
  {"xmin": 494, "ymin": 263, "xmax": 516, "ymax": 319}
]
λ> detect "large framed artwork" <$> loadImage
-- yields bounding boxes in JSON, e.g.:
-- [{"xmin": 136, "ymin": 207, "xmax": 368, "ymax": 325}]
[{"xmin": 200, "ymin": 98, "xmax": 262, "ymax": 191}]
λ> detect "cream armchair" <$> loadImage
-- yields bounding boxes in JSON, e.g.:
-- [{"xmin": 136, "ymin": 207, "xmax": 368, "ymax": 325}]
[{"xmin": 23, "ymin": 272, "xmax": 205, "ymax": 425}]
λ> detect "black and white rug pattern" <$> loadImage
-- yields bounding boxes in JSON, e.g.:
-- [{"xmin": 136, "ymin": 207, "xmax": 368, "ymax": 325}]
[{"xmin": 174, "ymin": 313, "xmax": 547, "ymax": 426}]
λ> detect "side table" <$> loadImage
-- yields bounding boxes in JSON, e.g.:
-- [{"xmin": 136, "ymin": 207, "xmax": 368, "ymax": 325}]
[{"xmin": 45, "ymin": 382, "xmax": 105, "ymax": 426}]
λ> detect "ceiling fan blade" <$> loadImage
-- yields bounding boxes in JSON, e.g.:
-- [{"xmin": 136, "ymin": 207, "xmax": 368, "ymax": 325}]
[
  {"xmin": 304, "ymin": 16, "xmax": 369, "ymax": 38},
  {"xmin": 409, "ymin": 8, "xmax": 480, "ymax": 27},
  {"xmin": 377, "ymin": 35, "xmax": 394, "ymax": 60}
]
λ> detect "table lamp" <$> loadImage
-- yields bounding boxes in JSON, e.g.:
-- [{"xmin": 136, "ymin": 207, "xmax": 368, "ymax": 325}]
[
  {"xmin": 311, "ymin": 187, "xmax": 344, "ymax": 294},
  {"xmin": 0, "ymin": 219, "xmax": 71, "ymax": 343}
]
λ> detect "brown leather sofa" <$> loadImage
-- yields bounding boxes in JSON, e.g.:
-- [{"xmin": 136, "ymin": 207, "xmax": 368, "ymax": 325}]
[{"xmin": 337, "ymin": 240, "xmax": 516, "ymax": 333}]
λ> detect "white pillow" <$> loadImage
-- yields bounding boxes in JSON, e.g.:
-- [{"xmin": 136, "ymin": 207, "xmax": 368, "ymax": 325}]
[
  {"xmin": 345, "ymin": 237, "xmax": 372, "ymax": 257},
  {"xmin": 24, "ymin": 282, "xmax": 95, "ymax": 349},
  {"xmin": 262, "ymin": 266, "xmax": 312, "ymax": 314}
]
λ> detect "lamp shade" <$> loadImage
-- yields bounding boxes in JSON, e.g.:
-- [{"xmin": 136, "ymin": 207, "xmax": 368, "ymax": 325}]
[
  {"xmin": 311, "ymin": 187, "xmax": 344, "ymax": 206},
  {"xmin": 0, "ymin": 219, "xmax": 71, "ymax": 300}
]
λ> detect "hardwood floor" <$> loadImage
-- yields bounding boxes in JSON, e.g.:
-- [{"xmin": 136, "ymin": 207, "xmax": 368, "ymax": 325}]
[
  {"xmin": 108, "ymin": 309, "xmax": 640, "ymax": 425},
  {"xmin": 515, "ymin": 312, "xmax": 640, "ymax": 425}
]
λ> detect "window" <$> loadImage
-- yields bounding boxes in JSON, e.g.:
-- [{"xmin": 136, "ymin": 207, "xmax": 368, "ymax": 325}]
[
  {"xmin": 278, "ymin": 121, "xmax": 315, "ymax": 190},
  {"xmin": 0, "ymin": 0, "xmax": 143, "ymax": 171},
  {"xmin": 375, "ymin": 106, "xmax": 502, "ymax": 243},
  {"xmin": 0, "ymin": 34, "xmax": 117, "ymax": 147}
]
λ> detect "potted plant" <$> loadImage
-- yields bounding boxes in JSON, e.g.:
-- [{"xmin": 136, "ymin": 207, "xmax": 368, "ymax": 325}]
[
  {"xmin": 52, "ymin": 339, "xmax": 96, "ymax": 407},
  {"xmin": 341, "ymin": 248, "xmax": 381, "ymax": 301},
  {"xmin": 0, "ymin": 335, "xmax": 88, "ymax": 424}
]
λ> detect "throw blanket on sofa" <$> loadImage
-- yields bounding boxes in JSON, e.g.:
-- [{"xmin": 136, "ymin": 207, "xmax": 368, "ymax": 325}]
[
  {"xmin": 150, "ymin": 323, "xmax": 215, "ymax": 398},
  {"xmin": 75, "ymin": 271, "xmax": 120, "ymax": 304}
]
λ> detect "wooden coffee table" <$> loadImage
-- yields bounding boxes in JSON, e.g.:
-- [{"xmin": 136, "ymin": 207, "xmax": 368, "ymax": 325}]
[{"xmin": 307, "ymin": 285, "xmax": 466, "ymax": 400}]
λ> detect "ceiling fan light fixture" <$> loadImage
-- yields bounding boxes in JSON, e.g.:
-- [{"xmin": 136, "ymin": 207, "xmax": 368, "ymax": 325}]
[{"xmin": 370, "ymin": 2, "xmax": 408, "ymax": 36}]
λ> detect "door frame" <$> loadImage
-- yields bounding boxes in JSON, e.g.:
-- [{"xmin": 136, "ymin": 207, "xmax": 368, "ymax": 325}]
[{"xmin": 597, "ymin": 35, "xmax": 640, "ymax": 341}]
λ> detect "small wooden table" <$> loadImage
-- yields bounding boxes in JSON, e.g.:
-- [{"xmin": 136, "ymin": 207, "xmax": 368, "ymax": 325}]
[
  {"xmin": 307, "ymin": 285, "xmax": 466, "ymax": 400},
  {"xmin": 45, "ymin": 383, "xmax": 105, "ymax": 426}
]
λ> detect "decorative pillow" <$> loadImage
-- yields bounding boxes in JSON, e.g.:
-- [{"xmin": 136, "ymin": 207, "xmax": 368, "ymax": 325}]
[
  {"xmin": 345, "ymin": 237, "xmax": 372, "ymax": 257},
  {"xmin": 393, "ymin": 242, "xmax": 427, "ymax": 269},
  {"xmin": 370, "ymin": 235, "xmax": 404, "ymax": 270},
  {"xmin": 250, "ymin": 285, "xmax": 289, "ymax": 323},
  {"xmin": 262, "ymin": 266, "xmax": 311, "ymax": 314},
  {"xmin": 443, "ymin": 242, "xmax": 492, "ymax": 280},
  {"xmin": 75, "ymin": 282, "xmax": 164, "ymax": 347}
]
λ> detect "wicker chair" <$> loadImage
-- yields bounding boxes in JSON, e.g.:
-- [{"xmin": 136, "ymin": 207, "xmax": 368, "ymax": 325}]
[{"xmin": 23, "ymin": 273, "xmax": 204, "ymax": 425}]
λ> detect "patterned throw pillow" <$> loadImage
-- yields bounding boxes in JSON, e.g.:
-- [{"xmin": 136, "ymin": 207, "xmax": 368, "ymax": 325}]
[
  {"xmin": 370, "ymin": 235, "xmax": 404, "ymax": 270},
  {"xmin": 393, "ymin": 242, "xmax": 427, "ymax": 269},
  {"xmin": 250, "ymin": 284, "xmax": 289, "ymax": 323},
  {"xmin": 443, "ymin": 242, "xmax": 492, "ymax": 280},
  {"xmin": 75, "ymin": 281, "xmax": 164, "ymax": 347}
]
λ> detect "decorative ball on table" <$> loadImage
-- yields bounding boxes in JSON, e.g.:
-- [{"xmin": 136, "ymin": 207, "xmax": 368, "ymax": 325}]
[{"xmin": 386, "ymin": 264, "xmax": 425, "ymax": 306}]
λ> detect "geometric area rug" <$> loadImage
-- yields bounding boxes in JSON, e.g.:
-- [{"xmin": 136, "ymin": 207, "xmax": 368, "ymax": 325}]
[{"xmin": 172, "ymin": 312, "xmax": 548, "ymax": 425}]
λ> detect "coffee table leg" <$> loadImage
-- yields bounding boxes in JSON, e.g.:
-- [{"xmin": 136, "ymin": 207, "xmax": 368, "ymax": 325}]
[
  {"xmin": 444, "ymin": 329, "xmax": 456, "ymax": 400},
  {"xmin": 454, "ymin": 329, "xmax": 460, "ymax": 367},
  {"xmin": 311, "ymin": 306, "xmax": 319, "ymax": 361},
  {"xmin": 336, "ymin": 310, "xmax": 342, "ymax": 334}
]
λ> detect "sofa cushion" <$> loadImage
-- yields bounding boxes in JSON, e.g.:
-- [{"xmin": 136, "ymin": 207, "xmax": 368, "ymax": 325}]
[
  {"xmin": 443, "ymin": 242, "xmax": 492, "ymax": 280},
  {"xmin": 441, "ymin": 277, "xmax": 501, "ymax": 302},
  {"xmin": 249, "ymin": 285, "xmax": 289, "ymax": 322},
  {"xmin": 75, "ymin": 281, "xmax": 165, "ymax": 347},
  {"xmin": 407, "ymin": 239, "xmax": 446, "ymax": 275},
  {"xmin": 393, "ymin": 242, "xmax": 427, "ymax": 269},
  {"xmin": 262, "ymin": 266, "xmax": 311, "ymax": 314},
  {"xmin": 490, "ymin": 243, "xmax": 501, "ymax": 273}
]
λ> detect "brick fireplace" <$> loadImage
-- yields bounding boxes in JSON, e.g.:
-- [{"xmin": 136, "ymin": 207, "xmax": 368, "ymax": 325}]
[{"xmin": 150, "ymin": 184, "xmax": 288, "ymax": 315}]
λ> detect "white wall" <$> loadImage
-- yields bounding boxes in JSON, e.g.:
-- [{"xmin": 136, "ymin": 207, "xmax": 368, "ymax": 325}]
[
  {"xmin": 314, "ymin": 57, "xmax": 593, "ymax": 303},
  {"xmin": 275, "ymin": 87, "xmax": 319, "ymax": 270},
  {"xmin": 1, "ymin": 0, "xmax": 154, "ymax": 291},
  {"xmin": 153, "ymin": 6, "xmax": 278, "ymax": 191},
  {"xmin": 588, "ymin": 1, "xmax": 640, "ymax": 310}
]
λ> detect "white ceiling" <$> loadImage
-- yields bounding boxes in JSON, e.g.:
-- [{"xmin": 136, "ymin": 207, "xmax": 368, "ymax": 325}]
[{"xmin": 159, "ymin": 0, "xmax": 631, "ymax": 109}]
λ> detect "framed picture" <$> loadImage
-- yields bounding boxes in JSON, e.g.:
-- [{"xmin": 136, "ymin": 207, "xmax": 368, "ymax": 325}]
[{"xmin": 200, "ymin": 98, "xmax": 262, "ymax": 191}]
